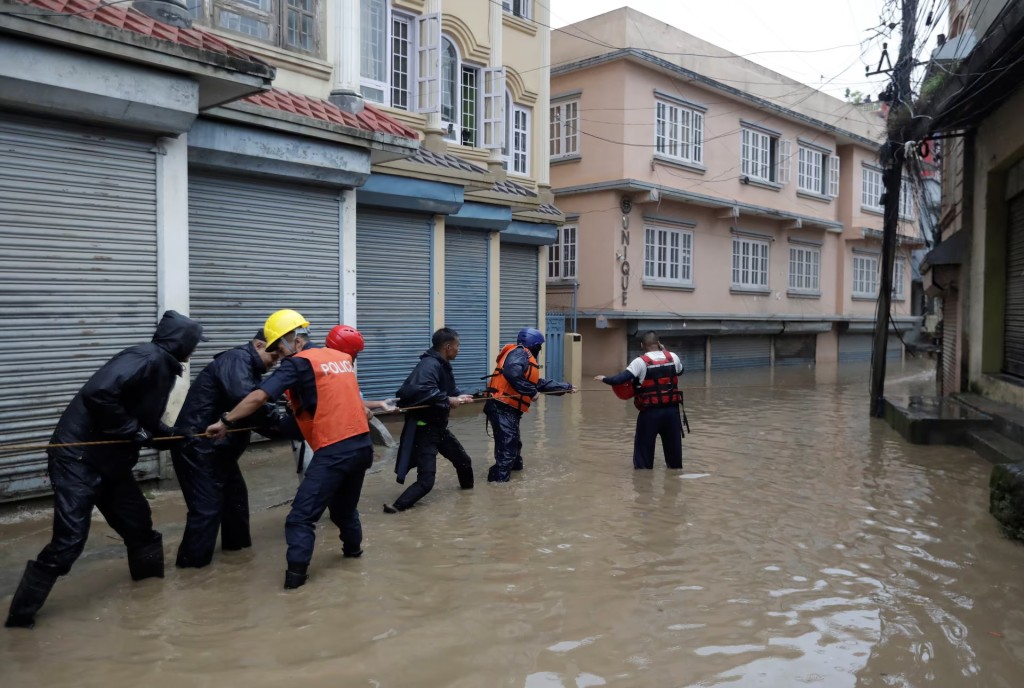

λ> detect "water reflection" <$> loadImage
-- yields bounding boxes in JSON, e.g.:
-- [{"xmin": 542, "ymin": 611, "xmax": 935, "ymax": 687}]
[{"xmin": 2, "ymin": 360, "xmax": 1023, "ymax": 687}]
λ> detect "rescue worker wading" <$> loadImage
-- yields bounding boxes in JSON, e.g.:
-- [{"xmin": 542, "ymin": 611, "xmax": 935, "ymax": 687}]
[
  {"xmin": 5, "ymin": 311, "xmax": 205, "ymax": 629},
  {"xmin": 595, "ymin": 331, "xmax": 686, "ymax": 470},
  {"xmin": 484, "ymin": 327, "xmax": 575, "ymax": 483},
  {"xmin": 171, "ymin": 329, "xmax": 285, "ymax": 569},
  {"xmin": 206, "ymin": 311, "xmax": 373, "ymax": 590},
  {"xmin": 384, "ymin": 327, "xmax": 474, "ymax": 513}
]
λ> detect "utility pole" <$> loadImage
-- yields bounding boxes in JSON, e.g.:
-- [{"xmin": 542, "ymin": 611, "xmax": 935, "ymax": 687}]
[{"xmin": 870, "ymin": 0, "xmax": 919, "ymax": 417}]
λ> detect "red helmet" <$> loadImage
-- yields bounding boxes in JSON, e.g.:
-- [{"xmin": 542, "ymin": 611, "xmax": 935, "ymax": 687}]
[
  {"xmin": 326, "ymin": 324, "xmax": 365, "ymax": 356},
  {"xmin": 612, "ymin": 382, "xmax": 635, "ymax": 400}
]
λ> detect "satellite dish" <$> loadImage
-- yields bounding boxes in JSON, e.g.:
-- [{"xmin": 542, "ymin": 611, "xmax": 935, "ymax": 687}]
[{"xmin": 132, "ymin": 0, "xmax": 192, "ymax": 29}]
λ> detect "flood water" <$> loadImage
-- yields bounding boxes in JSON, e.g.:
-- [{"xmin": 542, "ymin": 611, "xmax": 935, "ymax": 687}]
[{"xmin": 2, "ymin": 360, "xmax": 1024, "ymax": 687}]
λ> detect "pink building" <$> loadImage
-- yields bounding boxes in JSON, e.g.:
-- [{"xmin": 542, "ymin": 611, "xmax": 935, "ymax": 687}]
[{"xmin": 546, "ymin": 9, "xmax": 922, "ymax": 375}]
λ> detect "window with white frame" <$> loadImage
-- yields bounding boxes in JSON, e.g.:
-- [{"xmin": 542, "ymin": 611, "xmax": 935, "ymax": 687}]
[
  {"xmin": 852, "ymin": 254, "xmax": 879, "ymax": 297},
  {"xmin": 862, "ymin": 165, "xmax": 884, "ymax": 211},
  {"xmin": 502, "ymin": 0, "xmax": 531, "ymax": 20},
  {"xmin": 440, "ymin": 37, "xmax": 481, "ymax": 146},
  {"xmin": 798, "ymin": 145, "xmax": 839, "ymax": 197},
  {"xmin": 189, "ymin": 0, "xmax": 321, "ymax": 54},
  {"xmin": 893, "ymin": 258, "xmax": 906, "ymax": 300},
  {"xmin": 654, "ymin": 99, "xmax": 704, "ymax": 165},
  {"xmin": 359, "ymin": 2, "xmax": 440, "ymax": 113},
  {"xmin": 731, "ymin": 236, "xmax": 770, "ymax": 289},
  {"xmin": 548, "ymin": 224, "xmax": 577, "ymax": 280},
  {"xmin": 550, "ymin": 100, "xmax": 579, "ymax": 159},
  {"xmin": 899, "ymin": 179, "xmax": 915, "ymax": 219},
  {"xmin": 741, "ymin": 129, "xmax": 791, "ymax": 184},
  {"xmin": 502, "ymin": 93, "xmax": 530, "ymax": 175},
  {"xmin": 788, "ymin": 245, "xmax": 820, "ymax": 293},
  {"xmin": 643, "ymin": 225, "xmax": 693, "ymax": 285}
]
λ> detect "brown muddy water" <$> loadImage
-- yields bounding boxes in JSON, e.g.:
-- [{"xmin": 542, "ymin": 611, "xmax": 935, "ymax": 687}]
[{"xmin": 2, "ymin": 360, "xmax": 1024, "ymax": 688}]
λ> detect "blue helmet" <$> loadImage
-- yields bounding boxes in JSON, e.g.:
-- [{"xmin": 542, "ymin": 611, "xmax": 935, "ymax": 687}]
[{"xmin": 516, "ymin": 327, "xmax": 545, "ymax": 349}]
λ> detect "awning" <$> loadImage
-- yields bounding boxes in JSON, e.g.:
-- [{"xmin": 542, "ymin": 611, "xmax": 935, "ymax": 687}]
[{"xmin": 921, "ymin": 230, "xmax": 969, "ymax": 273}]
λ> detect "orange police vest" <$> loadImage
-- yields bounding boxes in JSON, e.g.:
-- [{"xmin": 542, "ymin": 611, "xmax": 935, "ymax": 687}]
[
  {"xmin": 487, "ymin": 343, "xmax": 540, "ymax": 413},
  {"xmin": 287, "ymin": 348, "xmax": 368, "ymax": 451}
]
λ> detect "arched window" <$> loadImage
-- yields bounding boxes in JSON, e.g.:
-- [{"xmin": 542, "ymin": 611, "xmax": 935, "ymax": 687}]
[
  {"xmin": 439, "ymin": 36, "xmax": 482, "ymax": 146},
  {"xmin": 441, "ymin": 38, "xmax": 458, "ymax": 130}
]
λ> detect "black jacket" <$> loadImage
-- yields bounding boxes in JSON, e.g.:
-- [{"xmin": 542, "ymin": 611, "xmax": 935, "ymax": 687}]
[
  {"xmin": 395, "ymin": 349, "xmax": 460, "ymax": 425},
  {"xmin": 174, "ymin": 342, "xmax": 276, "ymax": 458},
  {"xmin": 48, "ymin": 310, "xmax": 204, "ymax": 472}
]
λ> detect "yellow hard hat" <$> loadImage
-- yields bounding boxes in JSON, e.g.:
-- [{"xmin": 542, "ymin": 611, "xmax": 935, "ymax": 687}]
[{"xmin": 263, "ymin": 309, "xmax": 310, "ymax": 347}]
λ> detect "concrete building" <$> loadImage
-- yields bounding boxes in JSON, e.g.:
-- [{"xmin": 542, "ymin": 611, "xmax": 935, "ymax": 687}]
[
  {"xmin": 918, "ymin": 0, "xmax": 1024, "ymax": 408},
  {"xmin": 0, "ymin": 0, "xmax": 560, "ymax": 500},
  {"xmin": 545, "ymin": 8, "xmax": 921, "ymax": 376}
]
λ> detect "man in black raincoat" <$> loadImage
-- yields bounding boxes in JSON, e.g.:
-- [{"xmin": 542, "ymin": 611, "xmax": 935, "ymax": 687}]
[
  {"xmin": 5, "ymin": 311, "xmax": 205, "ymax": 629},
  {"xmin": 171, "ymin": 329, "xmax": 286, "ymax": 569},
  {"xmin": 383, "ymin": 328, "xmax": 474, "ymax": 513}
]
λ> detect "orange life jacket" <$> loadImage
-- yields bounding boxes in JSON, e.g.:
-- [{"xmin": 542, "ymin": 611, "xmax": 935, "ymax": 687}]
[
  {"xmin": 487, "ymin": 343, "xmax": 539, "ymax": 413},
  {"xmin": 633, "ymin": 349, "xmax": 683, "ymax": 411},
  {"xmin": 286, "ymin": 348, "xmax": 368, "ymax": 451}
]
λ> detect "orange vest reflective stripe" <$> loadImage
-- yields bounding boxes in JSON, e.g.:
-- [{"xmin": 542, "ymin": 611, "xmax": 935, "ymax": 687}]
[
  {"xmin": 287, "ymin": 348, "xmax": 368, "ymax": 452},
  {"xmin": 488, "ymin": 343, "xmax": 539, "ymax": 413}
]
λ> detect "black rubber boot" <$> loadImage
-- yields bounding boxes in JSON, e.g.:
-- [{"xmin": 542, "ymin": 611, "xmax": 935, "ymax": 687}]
[
  {"xmin": 127, "ymin": 533, "xmax": 165, "ymax": 581},
  {"xmin": 5, "ymin": 561, "xmax": 59, "ymax": 629},
  {"xmin": 284, "ymin": 562, "xmax": 308, "ymax": 589},
  {"xmin": 456, "ymin": 466, "xmax": 475, "ymax": 489}
]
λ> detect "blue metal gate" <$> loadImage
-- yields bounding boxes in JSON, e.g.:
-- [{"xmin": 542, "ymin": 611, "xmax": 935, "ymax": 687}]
[{"xmin": 545, "ymin": 313, "xmax": 565, "ymax": 380}]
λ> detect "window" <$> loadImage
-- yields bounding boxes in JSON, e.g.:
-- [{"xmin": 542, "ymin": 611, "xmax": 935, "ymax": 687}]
[
  {"xmin": 550, "ymin": 100, "xmax": 579, "ymax": 159},
  {"xmin": 862, "ymin": 166, "xmax": 884, "ymax": 211},
  {"xmin": 798, "ymin": 145, "xmax": 839, "ymax": 197},
  {"xmin": 788, "ymin": 246, "xmax": 820, "ymax": 293},
  {"xmin": 548, "ymin": 225, "xmax": 577, "ymax": 280},
  {"xmin": 853, "ymin": 254, "xmax": 879, "ymax": 298},
  {"xmin": 359, "ymin": 2, "xmax": 439, "ymax": 113},
  {"xmin": 190, "ymin": 0, "xmax": 321, "ymax": 54},
  {"xmin": 439, "ymin": 38, "xmax": 481, "ymax": 146},
  {"xmin": 655, "ymin": 99, "xmax": 704, "ymax": 165},
  {"xmin": 502, "ymin": 93, "xmax": 530, "ymax": 175},
  {"xmin": 899, "ymin": 179, "xmax": 915, "ymax": 219},
  {"xmin": 644, "ymin": 225, "xmax": 693, "ymax": 285},
  {"xmin": 502, "ymin": 0, "xmax": 531, "ymax": 20},
  {"xmin": 893, "ymin": 258, "xmax": 906, "ymax": 300},
  {"xmin": 741, "ymin": 129, "xmax": 791, "ymax": 184},
  {"xmin": 731, "ymin": 237, "xmax": 770, "ymax": 289}
]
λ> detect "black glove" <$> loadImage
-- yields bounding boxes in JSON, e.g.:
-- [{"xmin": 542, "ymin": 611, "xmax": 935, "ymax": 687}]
[{"xmin": 131, "ymin": 427, "xmax": 154, "ymax": 449}]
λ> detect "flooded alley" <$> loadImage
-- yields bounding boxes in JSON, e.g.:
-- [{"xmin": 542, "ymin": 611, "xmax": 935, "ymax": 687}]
[{"xmin": 2, "ymin": 360, "xmax": 1023, "ymax": 687}]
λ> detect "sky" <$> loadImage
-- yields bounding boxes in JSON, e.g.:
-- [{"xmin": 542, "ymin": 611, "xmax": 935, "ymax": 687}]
[{"xmin": 547, "ymin": 0, "xmax": 941, "ymax": 101}]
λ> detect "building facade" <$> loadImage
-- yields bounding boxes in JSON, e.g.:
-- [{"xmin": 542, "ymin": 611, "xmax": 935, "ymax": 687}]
[{"xmin": 546, "ymin": 9, "xmax": 922, "ymax": 376}]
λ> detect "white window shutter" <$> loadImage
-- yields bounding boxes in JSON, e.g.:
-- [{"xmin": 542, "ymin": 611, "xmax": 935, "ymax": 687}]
[
  {"xmin": 741, "ymin": 129, "xmax": 750, "ymax": 176},
  {"xmin": 482, "ymin": 67, "xmax": 505, "ymax": 149},
  {"xmin": 692, "ymin": 111, "xmax": 704, "ymax": 164},
  {"xmin": 778, "ymin": 139, "xmax": 792, "ymax": 185},
  {"xmin": 828, "ymin": 154, "xmax": 840, "ymax": 197},
  {"xmin": 414, "ymin": 13, "xmax": 441, "ymax": 114}
]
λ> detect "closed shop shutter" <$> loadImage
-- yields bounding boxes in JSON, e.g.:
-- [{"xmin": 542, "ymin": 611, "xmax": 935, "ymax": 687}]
[
  {"xmin": 499, "ymin": 243, "xmax": 539, "ymax": 345},
  {"xmin": 189, "ymin": 174, "xmax": 342, "ymax": 374},
  {"xmin": 1004, "ymin": 193, "xmax": 1024, "ymax": 377},
  {"xmin": 887, "ymin": 335, "xmax": 903, "ymax": 360},
  {"xmin": 838, "ymin": 333, "xmax": 873, "ymax": 362},
  {"xmin": 942, "ymin": 290, "xmax": 960, "ymax": 395},
  {"xmin": 710, "ymin": 335, "xmax": 771, "ymax": 369},
  {"xmin": 775, "ymin": 334, "xmax": 816, "ymax": 366},
  {"xmin": 445, "ymin": 227, "xmax": 490, "ymax": 391},
  {"xmin": 629, "ymin": 336, "xmax": 706, "ymax": 372},
  {"xmin": 357, "ymin": 210, "xmax": 433, "ymax": 398},
  {"xmin": 0, "ymin": 117, "xmax": 159, "ymax": 499}
]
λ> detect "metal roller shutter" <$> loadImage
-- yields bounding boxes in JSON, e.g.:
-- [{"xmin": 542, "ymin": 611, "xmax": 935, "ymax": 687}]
[
  {"xmin": 1004, "ymin": 194, "xmax": 1024, "ymax": 377},
  {"xmin": 942, "ymin": 290, "xmax": 960, "ymax": 395},
  {"xmin": 628, "ymin": 336, "xmax": 706, "ymax": 372},
  {"xmin": 444, "ymin": 228, "xmax": 490, "ymax": 392},
  {"xmin": 499, "ymin": 243, "xmax": 539, "ymax": 345},
  {"xmin": 357, "ymin": 210, "xmax": 433, "ymax": 398},
  {"xmin": 189, "ymin": 174, "xmax": 342, "ymax": 374},
  {"xmin": 839, "ymin": 333, "xmax": 873, "ymax": 362},
  {"xmin": 710, "ymin": 335, "xmax": 771, "ymax": 369},
  {"xmin": 0, "ymin": 117, "xmax": 159, "ymax": 500},
  {"xmin": 775, "ymin": 334, "xmax": 816, "ymax": 366}
]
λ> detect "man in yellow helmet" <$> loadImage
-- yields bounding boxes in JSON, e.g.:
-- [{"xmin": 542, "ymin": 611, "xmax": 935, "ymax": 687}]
[{"xmin": 206, "ymin": 310, "xmax": 374, "ymax": 589}]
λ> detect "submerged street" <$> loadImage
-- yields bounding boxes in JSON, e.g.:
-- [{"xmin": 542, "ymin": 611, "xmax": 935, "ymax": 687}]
[{"xmin": 2, "ymin": 360, "xmax": 1023, "ymax": 687}]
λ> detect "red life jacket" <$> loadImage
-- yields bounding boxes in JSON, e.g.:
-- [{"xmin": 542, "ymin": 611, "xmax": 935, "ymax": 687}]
[
  {"xmin": 486, "ymin": 343, "xmax": 539, "ymax": 413},
  {"xmin": 633, "ymin": 349, "xmax": 683, "ymax": 410},
  {"xmin": 286, "ymin": 348, "xmax": 368, "ymax": 451}
]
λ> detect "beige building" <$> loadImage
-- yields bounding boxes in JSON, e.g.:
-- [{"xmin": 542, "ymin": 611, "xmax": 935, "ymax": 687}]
[{"xmin": 546, "ymin": 8, "xmax": 921, "ymax": 375}]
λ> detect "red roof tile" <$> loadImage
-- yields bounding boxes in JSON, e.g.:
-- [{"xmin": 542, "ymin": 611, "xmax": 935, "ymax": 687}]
[
  {"xmin": 11, "ymin": 0, "xmax": 263, "ymax": 62},
  {"xmin": 243, "ymin": 88, "xmax": 420, "ymax": 142}
]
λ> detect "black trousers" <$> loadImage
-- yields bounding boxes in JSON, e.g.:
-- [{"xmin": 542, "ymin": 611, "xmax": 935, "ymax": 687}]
[
  {"xmin": 171, "ymin": 443, "xmax": 251, "ymax": 568},
  {"xmin": 393, "ymin": 423, "xmax": 473, "ymax": 510},
  {"xmin": 485, "ymin": 401, "xmax": 523, "ymax": 482},
  {"xmin": 633, "ymin": 405, "xmax": 683, "ymax": 470},
  {"xmin": 36, "ymin": 455, "xmax": 161, "ymax": 575}
]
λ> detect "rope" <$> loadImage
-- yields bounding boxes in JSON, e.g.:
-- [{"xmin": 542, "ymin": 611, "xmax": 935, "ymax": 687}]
[{"xmin": 0, "ymin": 426, "xmax": 261, "ymax": 454}]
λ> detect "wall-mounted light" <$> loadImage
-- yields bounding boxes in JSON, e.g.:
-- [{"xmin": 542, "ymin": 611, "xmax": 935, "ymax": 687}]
[{"xmin": 133, "ymin": 0, "xmax": 192, "ymax": 29}]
